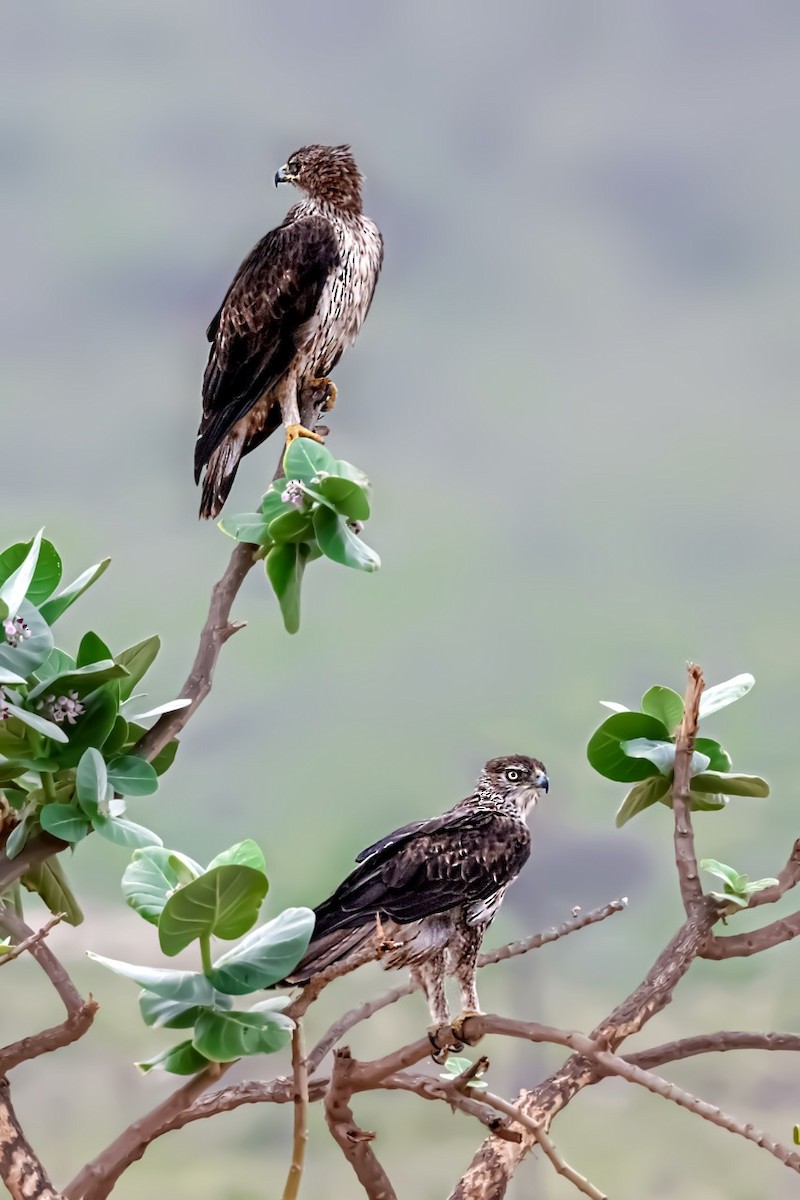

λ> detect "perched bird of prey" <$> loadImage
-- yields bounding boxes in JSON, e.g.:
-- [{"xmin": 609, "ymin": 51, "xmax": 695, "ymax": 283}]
[
  {"xmin": 287, "ymin": 755, "xmax": 549, "ymax": 1038},
  {"xmin": 195, "ymin": 143, "xmax": 383, "ymax": 519}
]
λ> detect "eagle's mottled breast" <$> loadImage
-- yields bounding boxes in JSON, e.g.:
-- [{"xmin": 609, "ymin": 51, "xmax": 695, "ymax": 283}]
[{"xmin": 290, "ymin": 199, "xmax": 383, "ymax": 378}]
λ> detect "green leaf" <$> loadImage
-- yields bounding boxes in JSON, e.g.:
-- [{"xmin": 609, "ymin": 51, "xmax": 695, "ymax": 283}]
[
  {"xmin": 640, "ymin": 686, "xmax": 684, "ymax": 733},
  {"xmin": 698, "ymin": 673, "xmax": 755, "ymax": 719},
  {"xmin": 26, "ymin": 660, "xmax": 129, "ymax": 700},
  {"xmin": 4, "ymin": 702, "xmax": 69, "ymax": 744},
  {"xmin": 192, "ymin": 1008, "xmax": 293, "ymax": 1062},
  {"xmin": 615, "ymin": 776, "xmax": 670, "ymax": 827},
  {"xmin": 149, "ymin": 737, "xmax": 179, "ymax": 776},
  {"xmin": 313, "ymin": 508, "xmax": 380, "ymax": 572},
  {"xmin": 599, "ymin": 701, "xmax": 629, "ymax": 713},
  {"xmin": 39, "ymin": 804, "xmax": 91, "ymax": 843},
  {"xmin": 169, "ymin": 851, "xmax": 204, "ymax": 883},
  {"xmin": 317, "ymin": 473, "xmax": 371, "ymax": 521},
  {"xmin": 50, "ymin": 683, "xmax": 119, "ymax": 768},
  {"xmin": 208, "ymin": 907, "xmax": 315, "ymax": 995},
  {"xmin": 77, "ymin": 631, "xmax": 112, "ymax": 667},
  {"xmin": 158, "ymin": 865, "xmax": 268, "ymax": 957},
  {"xmin": 39, "ymin": 559, "xmax": 111, "ymax": 625},
  {"xmin": 267, "ymin": 508, "xmax": 315, "ymax": 544},
  {"xmin": 795, "ymin": 1125, "xmax": 800, "ymax": 1147},
  {"xmin": 694, "ymin": 738, "xmax": 733, "ymax": 773},
  {"xmin": 217, "ymin": 513, "xmax": 271, "ymax": 546},
  {"xmin": 0, "ymin": 667, "xmax": 26, "ymax": 686},
  {"xmin": 283, "ymin": 438, "xmax": 336, "ymax": 483},
  {"xmin": 206, "ymin": 840, "xmax": 267, "ymax": 875},
  {"xmin": 21, "ymin": 857, "xmax": 84, "ymax": 926},
  {"xmin": 708, "ymin": 890, "xmax": 749, "ymax": 909},
  {"xmin": 261, "ymin": 488, "xmax": 291, "ymax": 522},
  {"xmin": 587, "ymin": 712, "xmax": 670, "ymax": 782},
  {"xmin": 138, "ymin": 989, "xmax": 233, "ymax": 1029},
  {"xmin": 114, "ymin": 636, "xmax": 160, "ymax": 702},
  {"xmin": 4, "ymin": 820, "xmax": 29, "ymax": 859},
  {"xmin": 32, "ymin": 648, "xmax": 76, "ymax": 688},
  {"xmin": 106, "ymin": 755, "xmax": 159, "ymax": 797},
  {"xmin": 746, "ymin": 876, "xmax": 779, "ymax": 894},
  {"xmin": 699, "ymin": 858, "xmax": 742, "ymax": 888},
  {"xmin": 93, "ymin": 816, "xmax": 162, "ymax": 850},
  {"xmin": 688, "ymin": 790, "xmax": 729, "ymax": 812},
  {"xmin": 0, "ymin": 601, "xmax": 54, "ymax": 677},
  {"xmin": 0, "ymin": 535, "xmax": 62, "ymax": 609},
  {"xmin": 103, "ymin": 714, "xmax": 129, "ymax": 756},
  {"xmin": 691, "ymin": 772, "xmax": 770, "ymax": 798},
  {"xmin": 126, "ymin": 698, "xmax": 191, "ymax": 721},
  {"xmin": 137, "ymin": 1040, "xmax": 212, "ymax": 1076},
  {"xmin": 621, "ymin": 738, "xmax": 710, "ymax": 778},
  {"xmin": 122, "ymin": 847, "xmax": 185, "ymax": 925},
  {"xmin": 76, "ymin": 747, "xmax": 108, "ymax": 810},
  {"xmin": 0, "ymin": 530, "xmax": 44, "ymax": 621},
  {"xmin": 265, "ymin": 543, "xmax": 306, "ymax": 635},
  {"xmin": 87, "ymin": 953, "xmax": 216, "ymax": 1003}
]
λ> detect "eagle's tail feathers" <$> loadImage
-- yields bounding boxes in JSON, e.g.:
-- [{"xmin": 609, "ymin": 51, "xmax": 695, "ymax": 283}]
[
  {"xmin": 198, "ymin": 433, "xmax": 244, "ymax": 520},
  {"xmin": 284, "ymin": 923, "xmax": 373, "ymax": 985}
]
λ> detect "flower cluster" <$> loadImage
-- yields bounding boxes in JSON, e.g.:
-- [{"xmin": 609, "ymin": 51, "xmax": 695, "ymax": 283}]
[
  {"xmin": 280, "ymin": 480, "xmax": 307, "ymax": 510},
  {"xmin": 36, "ymin": 691, "xmax": 85, "ymax": 725},
  {"xmin": 3, "ymin": 617, "xmax": 31, "ymax": 647}
]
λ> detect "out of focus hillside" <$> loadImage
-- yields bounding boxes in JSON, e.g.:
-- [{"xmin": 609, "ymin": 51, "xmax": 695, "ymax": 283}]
[{"xmin": 2, "ymin": 3, "xmax": 799, "ymax": 1197}]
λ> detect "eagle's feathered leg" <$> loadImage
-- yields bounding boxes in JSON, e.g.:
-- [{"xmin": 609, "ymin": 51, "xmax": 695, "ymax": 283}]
[
  {"xmin": 412, "ymin": 955, "xmax": 450, "ymax": 1025},
  {"xmin": 278, "ymin": 370, "xmax": 325, "ymax": 446},
  {"xmin": 447, "ymin": 925, "xmax": 484, "ymax": 1046}
]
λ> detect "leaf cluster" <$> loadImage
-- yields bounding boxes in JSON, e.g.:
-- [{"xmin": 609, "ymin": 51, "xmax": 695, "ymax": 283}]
[
  {"xmin": 0, "ymin": 532, "xmax": 184, "ymax": 921},
  {"xmin": 90, "ymin": 839, "xmax": 314, "ymax": 1073},
  {"xmin": 699, "ymin": 859, "xmax": 778, "ymax": 910},
  {"xmin": 219, "ymin": 440, "xmax": 379, "ymax": 633},
  {"xmin": 586, "ymin": 674, "xmax": 769, "ymax": 827}
]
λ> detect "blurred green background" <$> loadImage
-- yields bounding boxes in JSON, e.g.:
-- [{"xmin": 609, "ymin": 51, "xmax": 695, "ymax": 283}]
[{"xmin": 3, "ymin": 2, "xmax": 800, "ymax": 1197}]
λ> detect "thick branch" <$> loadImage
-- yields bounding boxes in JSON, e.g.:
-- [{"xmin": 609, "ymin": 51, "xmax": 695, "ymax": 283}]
[
  {"xmin": 324, "ymin": 1048, "xmax": 397, "ymax": 1200},
  {"xmin": 0, "ymin": 1080, "xmax": 65, "ymax": 1200},
  {"xmin": 0, "ymin": 911, "xmax": 64, "ymax": 966},
  {"xmin": 672, "ymin": 663, "xmax": 705, "ymax": 914}
]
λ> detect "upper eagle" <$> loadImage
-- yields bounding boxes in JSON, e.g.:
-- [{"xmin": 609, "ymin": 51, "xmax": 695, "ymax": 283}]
[{"xmin": 195, "ymin": 143, "xmax": 383, "ymax": 519}]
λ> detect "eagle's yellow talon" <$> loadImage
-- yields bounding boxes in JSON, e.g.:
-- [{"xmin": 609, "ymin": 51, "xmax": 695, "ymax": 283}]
[
  {"xmin": 428, "ymin": 1023, "xmax": 463, "ymax": 1062},
  {"xmin": 285, "ymin": 423, "xmax": 325, "ymax": 446},
  {"xmin": 308, "ymin": 377, "xmax": 337, "ymax": 413}
]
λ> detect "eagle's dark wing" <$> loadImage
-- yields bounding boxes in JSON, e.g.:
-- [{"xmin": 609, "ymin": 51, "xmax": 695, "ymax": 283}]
[
  {"xmin": 194, "ymin": 215, "xmax": 340, "ymax": 481},
  {"xmin": 311, "ymin": 808, "xmax": 531, "ymax": 935}
]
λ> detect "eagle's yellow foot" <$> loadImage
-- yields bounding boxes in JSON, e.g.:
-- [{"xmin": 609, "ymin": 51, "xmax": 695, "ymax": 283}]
[
  {"xmin": 285, "ymin": 423, "xmax": 325, "ymax": 446},
  {"xmin": 428, "ymin": 1022, "xmax": 464, "ymax": 1063},
  {"xmin": 451, "ymin": 1010, "xmax": 483, "ymax": 1046},
  {"xmin": 308, "ymin": 377, "xmax": 337, "ymax": 413}
]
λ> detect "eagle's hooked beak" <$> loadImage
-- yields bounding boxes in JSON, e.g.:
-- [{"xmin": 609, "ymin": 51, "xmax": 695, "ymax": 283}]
[
  {"xmin": 274, "ymin": 165, "xmax": 292, "ymax": 187},
  {"xmin": 535, "ymin": 771, "xmax": 549, "ymax": 794}
]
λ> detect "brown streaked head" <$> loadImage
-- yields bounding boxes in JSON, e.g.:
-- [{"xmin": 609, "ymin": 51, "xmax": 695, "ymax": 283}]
[
  {"xmin": 479, "ymin": 754, "xmax": 550, "ymax": 812},
  {"xmin": 274, "ymin": 143, "xmax": 364, "ymax": 213}
]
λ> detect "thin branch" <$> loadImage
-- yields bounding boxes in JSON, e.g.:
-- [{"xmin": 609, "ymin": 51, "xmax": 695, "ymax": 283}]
[
  {"xmin": 672, "ymin": 663, "xmax": 705, "ymax": 914},
  {"xmin": 287, "ymin": 936, "xmax": 385, "ymax": 1022},
  {"xmin": 476, "ymin": 898, "xmax": 628, "ymax": 969},
  {"xmin": 592, "ymin": 1046, "xmax": 800, "ymax": 1173},
  {"xmin": 703, "ymin": 909, "xmax": 800, "ymax": 959},
  {"xmin": 377, "ymin": 1071, "xmax": 521, "ymax": 1142},
  {"xmin": 64, "ymin": 1065, "xmax": 223, "ymax": 1200},
  {"xmin": 745, "ymin": 838, "xmax": 800, "ymax": 907},
  {"xmin": 480, "ymin": 1090, "xmax": 606, "ymax": 1200},
  {"xmin": 0, "ymin": 908, "xmax": 97, "ymax": 1073},
  {"xmin": 0, "ymin": 910, "xmax": 64, "ymax": 965},
  {"xmin": 282, "ymin": 1022, "xmax": 309, "ymax": 1200},
  {"xmin": 308, "ymin": 980, "xmax": 416, "ymax": 1076},
  {"xmin": 324, "ymin": 1047, "xmax": 397, "ymax": 1200},
  {"xmin": 625, "ymin": 1030, "xmax": 800, "ymax": 1072},
  {"xmin": 0, "ymin": 1079, "xmax": 66, "ymax": 1200}
]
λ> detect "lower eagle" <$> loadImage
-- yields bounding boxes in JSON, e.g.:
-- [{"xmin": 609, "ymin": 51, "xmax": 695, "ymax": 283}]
[{"xmin": 286, "ymin": 755, "xmax": 549, "ymax": 1039}]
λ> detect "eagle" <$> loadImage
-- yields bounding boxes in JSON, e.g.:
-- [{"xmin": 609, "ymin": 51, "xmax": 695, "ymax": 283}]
[
  {"xmin": 195, "ymin": 143, "xmax": 383, "ymax": 519},
  {"xmin": 287, "ymin": 755, "xmax": 549, "ymax": 1040}
]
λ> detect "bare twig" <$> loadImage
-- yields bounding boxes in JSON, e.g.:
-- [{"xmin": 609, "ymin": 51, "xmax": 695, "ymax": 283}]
[
  {"xmin": 308, "ymin": 980, "xmax": 416, "ymax": 1075},
  {"xmin": 0, "ymin": 1079, "xmax": 66, "ymax": 1200},
  {"xmin": 287, "ymin": 936, "xmax": 384, "ymax": 1022},
  {"xmin": 282, "ymin": 1022, "xmax": 309, "ymax": 1200},
  {"xmin": 0, "ymin": 910, "xmax": 64, "ymax": 965},
  {"xmin": 377, "ymin": 1071, "xmax": 521, "ymax": 1142},
  {"xmin": 0, "ymin": 908, "xmax": 98, "ymax": 1073},
  {"xmin": 625, "ymin": 1030, "xmax": 800, "ymax": 1072},
  {"xmin": 672, "ymin": 663, "xmax": 705, "ymax": 914},
  {"xmin": 592, "ymin": 1046, "xmax": 800, "ymax": 1173},
  {"xmin": 703, "ymin": 909, "xmax": 800, "ymax": 959},
  {"xmin": 745, "ymin": 838, "xmax": 800, "ymax": 907},
  {"xmin": 480, "ymin": 1090, "xmax": 606, "ymax": 1200},
  {"xmin": 324, "ymin": 1047, "xmax": 397, "ymax": 1200}
]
